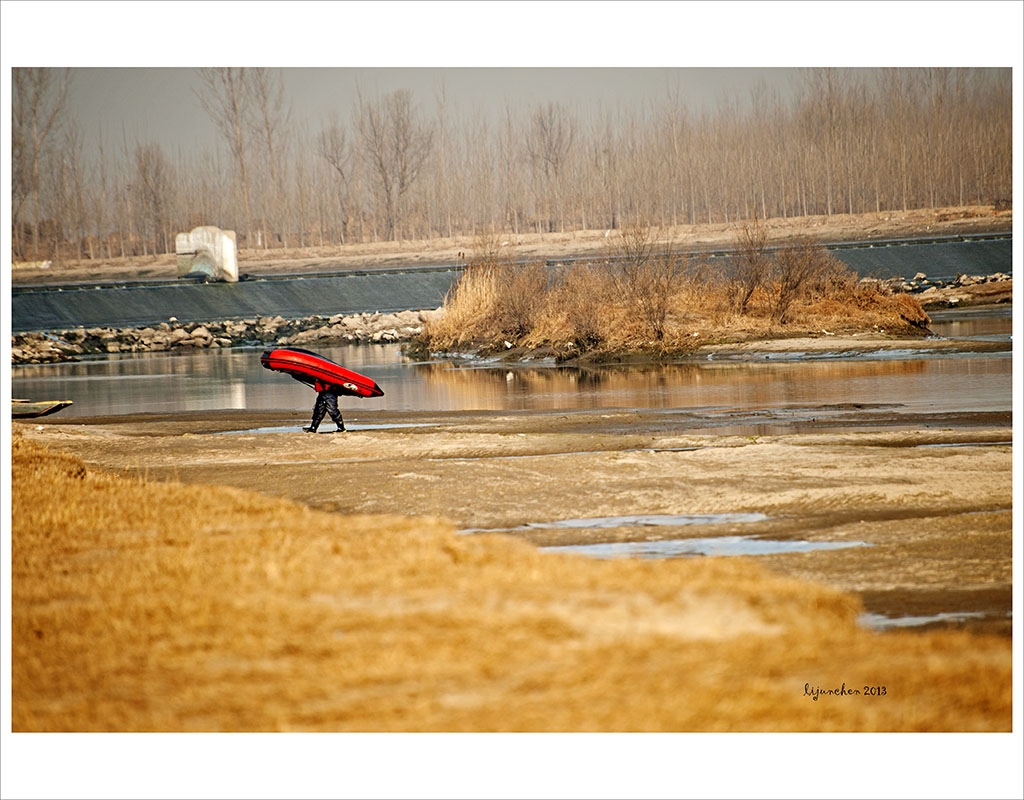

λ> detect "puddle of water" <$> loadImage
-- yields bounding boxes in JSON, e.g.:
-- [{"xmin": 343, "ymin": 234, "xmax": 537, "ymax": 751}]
[
  {"xmin": 463, "ymin": 512, "xmax": 769, "ymax": 533},
  {"xmin": 541, "ymin": 535, "xmax": 871, "ymax": 559},
  {"xmin": 928, "ymin": 308, "xmax": 1012, "ymax": 342},
  {"xmin": 858, "ymin": 611, "xmax": 987, "ymax": 630},
  {"xmin": 214, "ymin": 422, "xmax": 436, "ymax": 435},
  {"xmin": 464, "ymin": 513, "xmax": 873, "ymax": 560}
]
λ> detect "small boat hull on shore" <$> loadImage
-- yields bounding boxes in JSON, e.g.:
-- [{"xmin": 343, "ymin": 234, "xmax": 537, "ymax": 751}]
[
  {"xmin": 12, "ymin": 399, "xmax": 74, "ymax": 418},
  {"xmin": 260, "ymin": 347, "xmax": 384, "ymax": 398}
]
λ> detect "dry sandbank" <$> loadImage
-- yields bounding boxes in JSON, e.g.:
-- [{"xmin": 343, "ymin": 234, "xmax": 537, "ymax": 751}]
[{"xmin": 11, "ymin": 423, "xmax": 1012, "ymax": 732}]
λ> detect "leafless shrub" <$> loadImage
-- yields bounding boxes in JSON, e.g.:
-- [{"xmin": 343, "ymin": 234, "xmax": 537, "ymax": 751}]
[
  {"xmin": 766, "ymin": 241, "xmax": 839, "ymax": 323},
  {"xmin": 610, "ymin": 221, "xmax": 687, "ymax": 341},
  {"xmin": 610, "ymin": 219, "xmax": 658, "ymax": 271},
  {"xmin": 627, "ymin": 254, "xmax": 688, "ymax": 341},
  {"xmin": 733, "ymin": 219, "xmax": 771, "ymax": 313}
]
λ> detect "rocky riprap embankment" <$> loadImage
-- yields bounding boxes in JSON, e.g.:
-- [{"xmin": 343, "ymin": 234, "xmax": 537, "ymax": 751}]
[
  {"xmin": 862, "ymin": 271, "xmax": 1012, "ymax": 309},
  {"xmin": 11, "ymin": 308, "xmax": 443, "ymax": 365}
]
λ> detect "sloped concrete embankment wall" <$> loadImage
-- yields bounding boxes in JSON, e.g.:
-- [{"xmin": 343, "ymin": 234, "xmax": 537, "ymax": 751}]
[
  {"xmin": 829, "ymin": 238, "xmax": 1010, "ymax": 283},
  {"xmin": 12, "ymin": 268, "xmax": 461, "ymax": 333},
  {"xmin": 10, "ymin": 239, "xmax": 1011, "ymax": 334}
]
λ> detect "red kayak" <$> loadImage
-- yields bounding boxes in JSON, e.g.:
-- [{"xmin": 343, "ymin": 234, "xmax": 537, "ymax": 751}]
[{"xmin": 260, "ymin": 347, "xmax": 384, "ymax": 398}]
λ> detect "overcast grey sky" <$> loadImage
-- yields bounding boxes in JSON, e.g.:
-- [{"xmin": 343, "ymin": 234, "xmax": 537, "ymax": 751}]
[{"xmin": 63, "ymin": 66, "xmax": 808, "ymax": 158}]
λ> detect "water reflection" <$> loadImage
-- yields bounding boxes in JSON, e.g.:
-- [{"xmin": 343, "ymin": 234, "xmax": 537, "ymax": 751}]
[
  {"xmin": 11, "ymin": 345, "xmax": 402, "ymax": 418},
  {"xmin": 928, "ymin": 305, "xmax": 1012, "ymax": 342},
  {"xmin": 409, "ymin": 353, "xmax": 1009, "ymax": 414},
  {"xmin": 11, "ymin": 339, "xmax": 1012, "ymax": 418}
]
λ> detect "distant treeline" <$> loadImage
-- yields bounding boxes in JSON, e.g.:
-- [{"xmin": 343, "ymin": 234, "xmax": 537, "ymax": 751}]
[{"xmin": 11, "ymin": 67, "xmax": 1012, "ymax": 263}]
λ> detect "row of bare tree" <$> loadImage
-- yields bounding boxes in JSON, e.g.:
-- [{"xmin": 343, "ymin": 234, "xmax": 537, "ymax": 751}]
[{"xmin": 10, "ymin": 68, "xmax": 1012, "ymax": 264}]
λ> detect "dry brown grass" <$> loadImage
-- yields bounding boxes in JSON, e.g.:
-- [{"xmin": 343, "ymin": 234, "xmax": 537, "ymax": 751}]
[
  {"xmin": 424, "ymin": 259, "xmax": 550, "ymax": 351},
  {"xmin": 421, "ymin": 234, "xmax": 931, "ymax": 359},
  {"xmin": 12, "ymin": 433, "xmax": 1010, "ymax": 731}
]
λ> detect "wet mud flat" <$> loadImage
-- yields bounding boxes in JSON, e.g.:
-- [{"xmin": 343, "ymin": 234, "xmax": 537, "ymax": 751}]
[{"xmin": 21, "ymin": 402, "xmax": 1013, "ymax": 638}]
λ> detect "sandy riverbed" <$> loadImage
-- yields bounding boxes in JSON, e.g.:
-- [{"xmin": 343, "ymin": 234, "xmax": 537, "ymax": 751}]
[
  {"xmin": 11, "ymin": 402, "xmax": 1012, "ymax": 732},
  {"xmin": 19, "ymin": 401, "xmax": 1011, "ymax": 633}
]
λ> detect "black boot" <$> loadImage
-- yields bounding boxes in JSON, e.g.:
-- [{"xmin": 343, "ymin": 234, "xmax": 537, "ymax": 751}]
[
  {"xmin": 306, "ymin": 393, "xmax": 327, "ymax": 433},
  {"xmin": 323, "ymin": 392, "xmax": 346, "ymax": 433}
]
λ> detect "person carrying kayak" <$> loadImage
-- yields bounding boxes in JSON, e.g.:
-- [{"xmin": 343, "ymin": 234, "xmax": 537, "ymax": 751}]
[{"xmin": 260, "ymin": 346, "xmax": 383, "ymax": 433}]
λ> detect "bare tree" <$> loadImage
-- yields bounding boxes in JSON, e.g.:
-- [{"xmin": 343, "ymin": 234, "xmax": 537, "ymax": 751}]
[
  {"xmin": 356, "ymin": 89, "xmax": 434, "ymax": 240},
  {"xmin": 17, "ymin": 68, "xmax": 1010, "ymax": 265},
  {"xmin": 800, "ymin": 68, "xmax": 847, "ymax": 216},
  {"xmin": 497, "ymin": 104, "xmax": 526, "ymax": 235},
  {"xmin": 526, "ymin": 102, "xmax": 575, "ymax": 232},
  {"xmin": 62, "ymin": 121, "xmax": 90, "ymax": 261},
  {"xmin": 592, "ymin": 109, "xmax": 623, "ymax": 230},
  {"xmin": 248, "ymin": 69, "xmax": 288, "ymax": 192},
  {"xmin": 196, "ymin": 67, "xmax": 254, "ymax": 244},
  {"xmin": 317, "ymin": 117, "xmax": 353, "ymax": 242},
  {"xmin": 11, "ymin": 67, "xmax": 72, "ymax": 261},
  {"xmin": 94, "ymin": 133, "xmax": 112, "ymax": 259},
  {"xmin": 291, "ymin": 132, "xmax": 313, "ymax": 247},
  {"xmin": 248, "ymin": 68, "xmax": 290, "ymax": 247},
  {"xmin": 733, "ymin": 218, "xmax": 771, "ymax": 312},
  {"xmin": 433, "ymin": 80, "xmax": 454, "ymax": 239},
  {"xmin": 879, "ymin": 68, "xmax": 917, "ymax": 213},
  {"xmin": 133, "ymin": 142, "xmax": 172, "ymax": 254}
]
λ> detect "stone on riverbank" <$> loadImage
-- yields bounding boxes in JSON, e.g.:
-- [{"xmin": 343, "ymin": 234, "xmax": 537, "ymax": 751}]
[
  {"xmin": 10, "ymin": 307, "xmax": 444, "ymax": 365},
  {"xmin": 856, "ymin": 271, "xmax": 1012, "ymax": 309}
]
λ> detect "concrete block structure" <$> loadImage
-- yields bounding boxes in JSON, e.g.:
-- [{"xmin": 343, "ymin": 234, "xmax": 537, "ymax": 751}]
[{"xmin": 175, "ymin": 226, "xmax": 239, "ymax": 282}]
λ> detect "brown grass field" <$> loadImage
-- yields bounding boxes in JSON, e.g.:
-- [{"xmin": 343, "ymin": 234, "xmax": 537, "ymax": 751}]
[{"xmin": 11, "ymin": 431, "xmax": 1012, "ymax": 733}]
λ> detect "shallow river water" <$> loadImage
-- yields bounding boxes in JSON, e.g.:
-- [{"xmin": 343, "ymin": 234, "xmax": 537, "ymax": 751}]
[{"xmin": 11, "ymin": 308, "xmax": 1012, "ymax": 420}]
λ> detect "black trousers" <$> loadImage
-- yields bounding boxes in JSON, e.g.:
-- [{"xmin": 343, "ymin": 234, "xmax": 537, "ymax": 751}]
[{"xmin": 310, "ymin": 391, "xmax": 345, "ymax": 430}]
